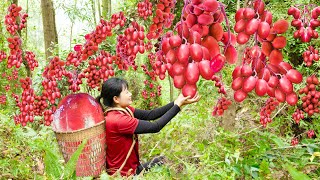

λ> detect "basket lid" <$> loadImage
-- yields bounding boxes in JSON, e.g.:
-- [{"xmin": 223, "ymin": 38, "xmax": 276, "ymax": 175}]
[{"xmin": 52, "ymin": 93, "xmax": 104, "ymax": 132}]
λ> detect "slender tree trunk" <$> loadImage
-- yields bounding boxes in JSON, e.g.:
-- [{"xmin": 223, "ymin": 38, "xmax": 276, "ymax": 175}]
[
  {"xmin": 101, "ymin": 0, "xmax": 111, "ymax": 18},
  {"xmin": 41, "ymin": 0, "xmax": 58, "ymax": 60},
  {"xmin": 97, "ymin": 0, "xmax": 101, "ymax": 19},
  {"xmin": 91, "ymin": 0, "xmax": 97, "ymax": 25}
]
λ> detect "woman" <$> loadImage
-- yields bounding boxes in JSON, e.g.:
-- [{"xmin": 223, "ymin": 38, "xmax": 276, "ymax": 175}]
[{"xmin": 96, "ymin": 77, "xmax": 200, "ymax": 176}]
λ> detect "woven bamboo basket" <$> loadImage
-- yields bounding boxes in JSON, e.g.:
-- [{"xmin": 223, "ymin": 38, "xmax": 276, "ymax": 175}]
[{"xmin": 54, "ymin": 121, "xmax": 106, "ymax": 177}]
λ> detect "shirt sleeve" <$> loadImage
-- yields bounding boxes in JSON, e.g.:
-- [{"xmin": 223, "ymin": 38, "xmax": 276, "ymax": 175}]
[
  {"xmin": 133, "ymin": 102, "xmax": 174, "ymax": 121},
  {"xmin": 134, "ymin": 104, "xmax": 181, "ymax": 134},
  {"xmin": 116, "ymin": 114, "xmax": 139, "ymax": 134}
]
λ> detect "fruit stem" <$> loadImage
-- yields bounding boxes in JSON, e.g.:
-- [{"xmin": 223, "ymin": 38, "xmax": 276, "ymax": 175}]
[{"xmin": 219, "ymin": 2, "xmax": 231, "ymax": 54}]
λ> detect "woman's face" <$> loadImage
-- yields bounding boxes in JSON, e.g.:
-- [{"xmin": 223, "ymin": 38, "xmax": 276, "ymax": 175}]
[{"xmin": 114, "ymin": 86, "xmax": 132, "ymax": 108}]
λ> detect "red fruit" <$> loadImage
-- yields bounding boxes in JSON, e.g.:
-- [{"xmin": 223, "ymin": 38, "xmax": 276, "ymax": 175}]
[
  {"xmin": 186, "ymin": 14, "xmax": 197, "ymax": 27},
  {"xmin": 176, "ymin": 21, "xmax": 189, "ymax": 38},
  {"xmin": 177, "ymin": 44, "xmax": 190, "ymax": 64},
  {"xmin": 241, "ymin": 65, "xmax": 252, "ymax": 77},
  {"xmin": 272, "ymin": 36, "xmax": 286, "ymax": 49},
  {"xmin": 253, "ymin": 0, "xmax": 265, "ymax": 14},
  {"xmin": 243, "ymin": 8, "xmax": 255, "ymax": 20},
  {"xmin": 235, "ymin": 8, "xmax": 245, "ymax": 22},
  {"xmin": 172, "ymin": 62, "xmax": 186, "ymax": 75},
  {"xmin": 268, "ymin": 76, "xmax": 279, "ymax": 88},
  {"xmin": 262, "ymin": 41, "xmax": 273, "ymax": 56},
  {"xmin": 234, "ymin": 89, "xmax": 247, "ymax": 102},
  {"xmin": 258, "ymin": 21, "xmax": 270, "ymax": 39},
  {"xmin": 234, "ymin": 19, "xmax": 247, "ymax": 33},
  {"xmin": 202, "ymin": 0, "xmax": 219, "ymax": 12},
  {"xmin": 255, "ymin": 79, "xmax": 268, "ymax": 96},
  {"xmin": 190, "ymin": 43, "xmax": 203, "ymax": 62},
  {"xmin": 237, "ymin": 32, "xmax": 250, "ymax": 44},
  {"xmin": 182, "ymin": 84, "xmax": 197, "ymax": 98},
  {"xmin": 279, "ymin": 77, "xmax": 293, "ymax": 94},
  {"xmin": 242, "ymin": 76, "xmax": 257, "ymax": 93},
  {"xmin": 245, "ymin": 18, "xmax": 260, "ymax": 35},
  {"xmin": 261, "ymin": 11, "xmax": 272, "ymax": 24},
  {"xmin": 269, "ymin": 49, "xmax": 283, "ymax": 65},
  {"xmin": 189, "ymin": 31, "xmax": 202, "ymax": 44},
  {"xmin": 286, "ymin": 92, "xmax": 298, "ymax": 106},
  {"xmin": 221, "ymin": 32, "xmax": 237, "ymax": 45},
  {"xmin": 210, "ymin": 54, "xmax": 225, "ymax": 73},
  {"xmin": 232, "ymin": 77, "xmax": 243, "ymax": 91},
  {"xmin": 275, "ymin": 88, "xmax": 286, "ymax": 102},
  {"xmin": 174, "ymin": 75, "xmax": 186, "ymax": 89},
  {"xmin": 185, "ymin": 63, "xmax": 200, "ymax": 84},
  {"xmin": 286, "ymin": 69, "xmax": 302, "ymax": 84},
  {"xmin": 161, "ymin": 38, "xmax": 171, "ymax": 54},
  {"xmin": 258, "ymin": 68, "xmax": 271, "ymax": 81},
  {"xmin": 198, "ymin": 14, "xmax": 214, "ymax": 26},
  {"xmin": 202, "ymin": 47, "xmax": 210, "ymax": 60},
  {"xmin": 202, "ymin": 36, "xmax": 220, "ymax": 59},
  {"xmin": 272, "ymin": 20, "xmax": 289, "ymax": 34},
  {"xmin": 169, "ymin": 35, "xmax": 182, "ymax": 48},
  {"xmin": 224, "ymin": 45, "xmax": 238, "ymax": 64},
  {"xmin": 209, "ymin": 23, "xmax": 224, "ymax": 41},
  {"xmin": 232, "ymin": 66, "xmax": 242, "ymax": 79},
  {"xmin": 199, "ymin": 60, "xmax": 214, "ymax": 80},
  {"xmin": 279, "ymin": 61, "xmax": 292, "ymax": 72},
  {"xmin": 165, "ymin": 49, "xmax": 176, "ymax": 64},
  {"xmin": 267, "ymin": 85, "xmax": 275, "ymax": 97}
]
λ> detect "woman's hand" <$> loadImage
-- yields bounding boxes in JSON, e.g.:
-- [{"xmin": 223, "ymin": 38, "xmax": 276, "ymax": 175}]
[{"xmin": 174, "ymin": 92, "xmax": 201, "ymax": 107}]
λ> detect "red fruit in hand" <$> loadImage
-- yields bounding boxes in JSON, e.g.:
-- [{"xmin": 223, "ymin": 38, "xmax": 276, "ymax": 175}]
[{"xmin": 182, "ymin": 84, "xmax": 197, "ymax": 98}]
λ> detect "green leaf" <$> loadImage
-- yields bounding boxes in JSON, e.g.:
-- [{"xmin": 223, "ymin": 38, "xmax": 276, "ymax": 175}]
[
  {"xmin": 286, "ymin": 164, "xmax": 311, "ymax": 180},
  {"xmin": 270, "ymin": 135, "xmax": 285, "ymax": 147},
  {"xmin": 44, "ymin": 146, "xmax": 63, "ymax": 178},
  {"xmin": 63, "ymin": 139, "xmax": 88, "ymax": 179}
]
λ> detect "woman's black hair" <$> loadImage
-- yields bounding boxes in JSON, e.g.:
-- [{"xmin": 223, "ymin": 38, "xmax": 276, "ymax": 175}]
[{"xmin": 96, "ymin": 77, "xmax": 129, "ymax": 108}]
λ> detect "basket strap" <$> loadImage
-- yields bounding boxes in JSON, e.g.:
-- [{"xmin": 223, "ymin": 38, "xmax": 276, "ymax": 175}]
[
  {"xmin": 105, "ymin": 107, "xmax": 137, "ymax": 175},
  {"xmin": 105, "ymin": 107, "xmax": 134, "ymax": 117},
  {"xmin": 116, "ymin": 137, "xmax": 136, "ymax": 174}
]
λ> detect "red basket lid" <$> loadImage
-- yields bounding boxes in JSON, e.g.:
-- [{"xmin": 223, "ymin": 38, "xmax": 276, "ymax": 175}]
[{"xmin": 52, "ymin": 93, "xmax": 104, "ymax": 132}]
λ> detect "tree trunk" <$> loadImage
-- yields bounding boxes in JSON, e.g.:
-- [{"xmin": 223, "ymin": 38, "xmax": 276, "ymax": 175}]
[
  {"xmin": 41, "ymin": 0, "xmax": 58, "ymax": 60},
  {"xmin": 101, "ymin": 0, "xmax": 111, "ymax": 18}
]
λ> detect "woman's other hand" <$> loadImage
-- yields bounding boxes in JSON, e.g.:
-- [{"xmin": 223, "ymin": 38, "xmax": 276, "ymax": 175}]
[{"xmin": 174, "ymin": 92, "xmax": 201, "ymax": 107}]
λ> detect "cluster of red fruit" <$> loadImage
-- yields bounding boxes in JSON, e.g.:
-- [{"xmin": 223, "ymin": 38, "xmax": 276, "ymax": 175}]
[
  {"xmin": 158, "ymin": 0, "xmax": 237, "ymax": 98},
  {"xmin": 291, "ymin": 137, "xmax": 299, "ymax": 146},
  {"xmin": 259, "ymin": 97, "xmax": 279, "ymax": 127},
  {"xmin": 302, "ymin": 46, "xmax": 319, "ymax": 67},
  {"xmin": 33, "ymin": 95, "xmax": 48, "ymax": 116},
  {"xmin": 298, "ymin": 75, "xmax": 319, "ymax": 116},
  {"xmin": 7, "ymin": 36, "xmax": 23, "ymax": 69},
  {"xmin": 66, "ymin": 45, "xmax": 82, "ymax": 67},
  {"xmin": 81, "ymin": 18, "xmax": 116, "ymax": 61},
  {"xmin": 137, "ymin": 0, "xmax": 153, "ymax": 20},
  {"xmin": 110, "ymin": 11, "xmax": 126, "ymax": 28},
  {"xmin": 13, "ymin": 77, "xmax": 35, "ymax": 126},
  {"xmin": 116, "ymin": 22, "xmax": 145, "ymax": 69},
  {"xmin": 307, "ymin": 130, "xmax": 315, "ymax": 138},
  {"xmin": 147, "ymin": 0, "xmax": 175, "ymax": 40},
  {"xmin": 82, "ymin": 50, "xmax": 115, "ymax": 90},
  {"xmin": 0, "ymin": 94, "xmax": 6, "ymax": 105},
  {"xmin": 212, "ymin": 97, "xmax": 232, "ymax": 116},
  {"xmin": 232, "ymin": 56, "xmax": 302, "ymax": 105},
  {"xmin": 0, "ymin": 50, "xmax": 6, "ymax": 62},
  {"xmin": 288, "ymin": 5, "xmax": 320, "ymax": 42},
  {"xmin": 292, "ymin": 109, "xmax": 304, "ymax": 124},
  {"xmin": 4, "ymin": 4, "xmax": 28, "ymax": 35},
  {"xmin": 24, "ymin": 51, "xmax": 38, "ymax": 71}
]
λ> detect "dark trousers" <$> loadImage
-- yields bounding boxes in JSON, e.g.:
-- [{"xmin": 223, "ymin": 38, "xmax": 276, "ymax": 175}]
[{"xmin": 135, "ymin": 156, "xmax": 166, "ymax": 175}]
